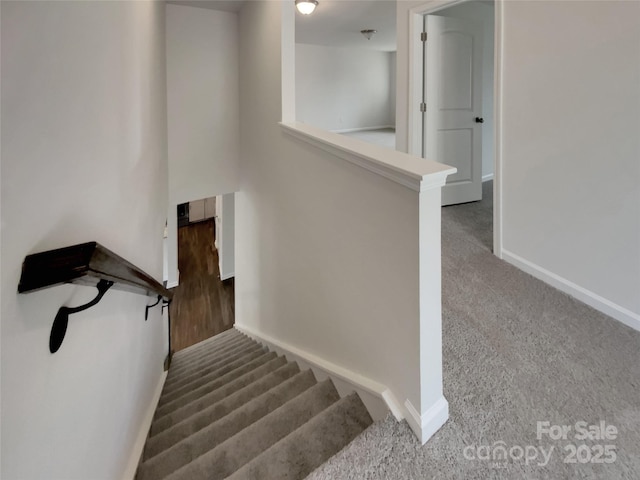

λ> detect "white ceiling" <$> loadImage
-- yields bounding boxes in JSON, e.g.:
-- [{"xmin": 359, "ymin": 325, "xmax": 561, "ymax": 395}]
[
  {"xmin": 165, "ymin": 0, "xmax": 245, "ymax": 13},
  {"xmin": 296, "ymin": 0, "xmax": 397, "ymax": 52},
  {"xmin": 165, "ymin": 0, "xmax": 397, "ymax": 52}
]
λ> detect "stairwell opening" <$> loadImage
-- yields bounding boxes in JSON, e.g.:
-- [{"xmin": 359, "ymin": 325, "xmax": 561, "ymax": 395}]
[{"xmin": 170, "ymin": 194, "xmax": 236, "ymax": 353}]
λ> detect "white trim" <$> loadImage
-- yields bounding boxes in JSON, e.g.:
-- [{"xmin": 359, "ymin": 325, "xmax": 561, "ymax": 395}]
[
  {"xmin": 280, "ymin": 122, "xmax": 455, "ymax": 193},
  {"xmin": 482, "ymin": 173, "xmax": 494, "ymax": 182},
  {"xmin": 493, "ymin": 0, "xmax": 504, "ymax": 259},
  {"xmin": 220, "ymin": 272, "xmax": 234, "ymax": 281},
  {"xmin": 404, "ymin": 396, "xmax": 449, "ymax": 445},
  {"xmin": 502, "ymin": 249, "xmax": 640, "ymax": 332},
  {"xmin": 330, "ymin": 125, "xmax": 395, "ymax": 134},
  {"xmin": 234, "ymin": 324, "xmax": 405, "ymax": 421},
  {"xmin": 406, "ymin": 0, "xmax": 479, "ymax": 158},
  {"xmin": 166, "ymin": 268, "xmax": 180, "ymax": 289},
  {"xmin": 122, "ymin": 370, "xmax": 168, "ymax": 480},
  {"xmin": 404, "ymin": 0, "xmax": 504, "ymax": 258},
  {"xmin": 408, "ymin": 10, "xmax": 424, "ymax": 157}
]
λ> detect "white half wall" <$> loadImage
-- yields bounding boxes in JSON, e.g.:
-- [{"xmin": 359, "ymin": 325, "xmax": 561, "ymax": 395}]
[
  {"xmin": 296, "ymin": 43, "xmax": 396, "ymax": 131},
  {"xmin": 238, "ymin": 1, "xmax": 453, "ymax": 444},
  {"xmin": 165, "ymin": 4, "xmax": 240, "ymax": 286},
  {"xmin": 1, "ymin": 1, "xmax": 169, "ymax": 478}
]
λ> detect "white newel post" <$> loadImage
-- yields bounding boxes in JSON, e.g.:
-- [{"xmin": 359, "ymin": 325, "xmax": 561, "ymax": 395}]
[{"xmin": 417, "ymin": 185, "xmax": 449, "ymax": 443}]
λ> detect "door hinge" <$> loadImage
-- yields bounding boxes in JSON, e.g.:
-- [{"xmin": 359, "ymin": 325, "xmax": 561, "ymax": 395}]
[
  {"xmin": 421, "ymin": 32, "xmax": 427, "ymax": 42},
  {"xmin": 420, "ymin": 102, "xmax": 426, "ymax": 113}
]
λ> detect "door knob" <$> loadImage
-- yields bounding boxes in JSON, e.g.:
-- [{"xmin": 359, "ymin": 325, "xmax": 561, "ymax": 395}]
[{"xmin": 475, "ymin": 117, "xmax": 484, "ymax": 123}]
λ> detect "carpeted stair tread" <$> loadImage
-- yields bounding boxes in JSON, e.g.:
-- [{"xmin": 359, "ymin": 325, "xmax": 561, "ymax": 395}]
[
  {"xmin": 159, "ymin": 345, "xmax": 266, "ymax": 404},
  {"xmin": 137, "ymin": 369, "xmax": 319, "ymax": 480},
  {"xmin": 162, "ymin": 379, "xmax": 341, "ymax": 480},
  {"xmin": 154, "ymin": 351, "xmax": 277, "ymax": 419},
  {"xmin": 226, "ymin": 392, "xmax": 374, "ymax": 480},
  {"xmin": 170, "ymin": 329, "xmax": 243, "ymax": 365},
  {"xmin": 150, "ymin": 355, "xmax": 288, "ymax": 435},
  {"xmin": 163, "ymin": 342, "xmax": 264, "ymax": 395},
  {"xmin": 143, "ymin": 362, "xmax": 303, "ymax": 460},
  {"xmin": 163, "ymin": 342, "xmax": 264, "ymax": 396},
  {"xmin": 171, "ymin": 328, "xmax": 239, "ymax": 360},
  {"xmin": 167, "ymin": 335, "xmax": 255, "ymax": 380},
  {"xmin": 167, "ymin": 338, "xmax": 255, "ymax": 383},
  {"xmin": 139, "ymin": 332, "xmax": 376, "ymax": 480},
  {"xmin": 168, "ymin": 335, "xmax": 253, "ymax": 375}
]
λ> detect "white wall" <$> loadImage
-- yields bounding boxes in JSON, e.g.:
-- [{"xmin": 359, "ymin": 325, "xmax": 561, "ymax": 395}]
[
  {"xmin": 396, "ymin": 0, "xmax": 425, "ymax": 154},
  {"xmin": 296, "ymin": 43, "xmax": 395, "ymax": 131},
  {"xmin": 499, "ymin": 0, "xmax": 640, "ymax": 327},
  {"xmin": 237, "ymin": 1, "xmax": 450, "ymax": 443},
  {"xmin": 396, "ymin": 0, "xmax": 640, "ymax": 328},
  {"xmin": 166, "ymin": 4, "xmax": 239, "ymax": 205},
  {"xmin": 437, "ymin": 1, "xmax": 494, "ymax": 179},
  {"xmin": 389, "ymin": 52, "xmax": 397, "ymax": 126},
  {"xmin": 165, "ymin": 4, "xmax": 240, "ymax": 286},
  {"xmin": 216, "ymin": 193, "xmax": 235, "ymax": 280},
  {"xmin": 1, "ymin": 1, "xmax": 169, "ymax": 478}
]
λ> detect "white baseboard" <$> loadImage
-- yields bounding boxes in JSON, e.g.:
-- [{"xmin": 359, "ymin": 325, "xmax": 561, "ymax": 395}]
[
  {"xmin": 331, "ymin": 125, "xmax": 395, "ymax": 134},
  {"xmin": 502, "ymin": 249, "xmax": 640, "ymax": 332},
  {"xmin": 234, "ymin": 324, "xmax": 404, "ymax": 422},
  {"xmin": 404, "ymin": 396, "xmax": 449, "ymax": 445},
  {"xmin": 122, "ymin": 370, "xmax": 168, "ymax": 480},
  {"xmin": 482, "ymin": 173, "xmax": 494, "ymax": 182}
]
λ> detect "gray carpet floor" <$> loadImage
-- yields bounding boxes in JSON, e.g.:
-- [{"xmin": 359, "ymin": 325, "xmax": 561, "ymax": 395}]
[{"xmin": 308, "ymin": 181, "xmax": 640, "ymax": 479}]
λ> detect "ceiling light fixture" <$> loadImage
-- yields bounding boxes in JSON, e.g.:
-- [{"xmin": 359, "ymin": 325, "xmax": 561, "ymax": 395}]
[
  {"xmin": 295, "ymin": 0, "xmax": 318, "ymax": 15},
  {"xmin": 360, "ymin": 29, "xmax": 377, "ymax": 41}
]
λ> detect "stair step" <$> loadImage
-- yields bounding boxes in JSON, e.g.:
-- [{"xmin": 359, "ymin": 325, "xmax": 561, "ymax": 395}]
[
  {"xmin": 159, "ymin": 345, "xmax": 266, "ymax": 404},
  {"xmin": 137, "ymin": 369, "xmax": 318, "ymax": 480},
  {"xmin": 150, "ymin": 355, "xmax": 288, "ymax": 436},
  {"xmin": 155, "ymin": 351, "xmax": 277, "ymax": 419},
  {"xmin": 167, "ymin": 335, "xmax": 254, "ymax": 379},
  {"xmin": 164, "ymin": 341, "xmax": 262, "ymax": 393},
  {"xmin": 143, "ymin": 362, "xmax": 303, "ymax": 460},
  {"xmin": 162, "ymin": 379, "xmax": 341, "ymax": 480},
  {"xmin": 139, "ymin": 331, "xmax": 376, "ymax": 480},
  {"xmin": 227, "ymin": 393, "xmax": 373, "ymax": 480},
  {"xmin": 170, "ymin": 329, "xmax": 242, "ymax": 365}
]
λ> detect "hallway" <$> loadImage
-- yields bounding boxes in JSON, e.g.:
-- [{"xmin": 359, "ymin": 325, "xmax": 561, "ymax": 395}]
[{"xmin": 169, "ymin": 219, "xmax": 235, "ymax": 352}]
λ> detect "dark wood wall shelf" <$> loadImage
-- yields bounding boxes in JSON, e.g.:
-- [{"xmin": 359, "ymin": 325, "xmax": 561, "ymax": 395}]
[
  {"xmin": 18, "ymin": 241, "xmax": 172, "ymax": 299},
  {"xmin": 18, "ymin": 241, "xmax": 172, "ymax": 354}
]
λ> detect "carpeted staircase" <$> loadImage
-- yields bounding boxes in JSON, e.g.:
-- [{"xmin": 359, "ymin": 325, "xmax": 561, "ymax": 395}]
[{"xmin": 137, "ymin": 328, "xmax": 373, "ymax": 479}]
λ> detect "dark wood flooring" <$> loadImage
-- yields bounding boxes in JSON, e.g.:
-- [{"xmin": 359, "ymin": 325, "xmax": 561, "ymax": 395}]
[{"xmin": 169, "ymin": 219, "xmax": 235, "ymax": 352}]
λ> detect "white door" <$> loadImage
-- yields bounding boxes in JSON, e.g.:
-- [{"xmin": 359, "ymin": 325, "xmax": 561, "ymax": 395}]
[{"xmin": 424, "ymin": 15, "xmax": 483, "ymax": 206}]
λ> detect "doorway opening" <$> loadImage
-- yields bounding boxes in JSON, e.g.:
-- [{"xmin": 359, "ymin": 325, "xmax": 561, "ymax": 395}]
[
  {"xmin": 170, "ymin": 193, "xmax": 236, "ymax": 352},
  {"xmin": 417, "ymin": 0, "xmax": 496, "ymax": 251}
]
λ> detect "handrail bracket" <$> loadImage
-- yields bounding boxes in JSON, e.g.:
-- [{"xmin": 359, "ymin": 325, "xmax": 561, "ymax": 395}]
[{"xmin": 50, "ymin": 279, "xmax": 114, "ymax": 353}]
